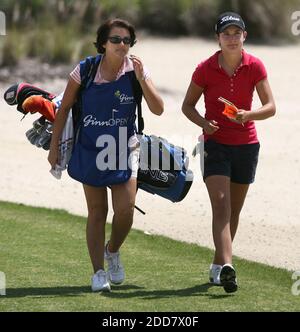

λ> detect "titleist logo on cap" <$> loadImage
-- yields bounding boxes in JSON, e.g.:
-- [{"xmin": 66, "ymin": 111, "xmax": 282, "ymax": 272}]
[{"xmin": 220, "ymin": 16, "xmax": 241, "ymax": 24}]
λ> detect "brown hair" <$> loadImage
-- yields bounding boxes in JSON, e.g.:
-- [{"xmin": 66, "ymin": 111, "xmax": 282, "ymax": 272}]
[{"xmin": 94, "ymin": 18, "xmax": 136, "ymax": 54}]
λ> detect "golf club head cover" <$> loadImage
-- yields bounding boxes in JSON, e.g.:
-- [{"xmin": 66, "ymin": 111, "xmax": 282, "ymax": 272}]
[{"xmin": 22, "ymin": 95, "xmax": 56, "ymax": 122}]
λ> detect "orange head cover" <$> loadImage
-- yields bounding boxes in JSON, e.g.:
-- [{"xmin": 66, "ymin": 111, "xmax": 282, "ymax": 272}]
[
  {"xmin": 22, "ymin": 95, "xmax": 56, "ymax": 122},
  {"xmin": 218, "ymin": 96, "xmax": 238, "ymax": 120}
]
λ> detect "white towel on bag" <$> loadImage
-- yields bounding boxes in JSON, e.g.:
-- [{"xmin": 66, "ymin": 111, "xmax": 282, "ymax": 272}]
[{"xmin": 50, "ymin": 93, "xmax": 74, "ymax": 179}]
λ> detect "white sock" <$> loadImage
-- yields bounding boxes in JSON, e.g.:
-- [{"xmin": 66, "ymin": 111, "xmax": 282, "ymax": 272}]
[{"xmin": 211, "ymin": 264, "xmax": 222, "ymax": 269}]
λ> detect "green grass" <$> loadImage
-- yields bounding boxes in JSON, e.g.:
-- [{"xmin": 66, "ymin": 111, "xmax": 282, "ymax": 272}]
[{"xmin": 0, "ymin": 201, "xmax": 298, "ymax": 312}]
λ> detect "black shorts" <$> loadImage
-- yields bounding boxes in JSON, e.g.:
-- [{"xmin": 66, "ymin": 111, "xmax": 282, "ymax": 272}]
[{"xmin": 202, "ymin": 140, "xmax": 260, "ymax": 184}]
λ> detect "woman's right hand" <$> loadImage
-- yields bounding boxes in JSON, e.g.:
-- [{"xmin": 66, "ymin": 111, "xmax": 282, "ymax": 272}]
[
  {"xmin": 48, "ymin": 145, "xmax": 59, "ymax": 169},
  {"xmin": 203, "ymin": 120, "xmax": 219, "ymax": 135}
]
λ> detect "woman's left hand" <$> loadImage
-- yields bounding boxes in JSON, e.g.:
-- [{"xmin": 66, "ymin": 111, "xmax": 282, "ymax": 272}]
[
  {"xmin": 130, "ymin": 55, "xmax": 145, "ymax": 81},
  {"xmin": 130, "ymin": 54, "xmax": 164, "ymax": 115},
  {"xmin": 231, "ymin": 109, "xmax": 250, "ymax": 124}
]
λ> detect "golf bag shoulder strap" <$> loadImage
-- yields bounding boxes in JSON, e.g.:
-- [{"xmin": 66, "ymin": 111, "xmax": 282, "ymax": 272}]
[
  {"xmin": 79, "ymin": 55, "xmax": 102, "ymax": 89},
  {"xmin": 127, "ymin": 70, "xmax": 144, "ymax": 134},
  {"xmin": 72, "ymin": 55, "xmax": 101, "ymax": 129}
]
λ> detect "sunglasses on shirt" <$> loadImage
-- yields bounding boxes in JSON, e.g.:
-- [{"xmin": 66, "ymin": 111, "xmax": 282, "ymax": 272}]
[{"xmin": 108, "ymin": 36, "xmax": 132, "ymax": 45}]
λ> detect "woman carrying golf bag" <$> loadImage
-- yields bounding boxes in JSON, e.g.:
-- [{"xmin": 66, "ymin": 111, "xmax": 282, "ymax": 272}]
[{"xmin": 48, "ymin": 18, "xmax": 163, "ymax": 292}]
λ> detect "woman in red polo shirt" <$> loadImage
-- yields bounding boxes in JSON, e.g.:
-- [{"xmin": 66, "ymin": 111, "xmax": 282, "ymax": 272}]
[{"xmin": 182, "ymin": 12, "xmax": 276, "ymax": 293}]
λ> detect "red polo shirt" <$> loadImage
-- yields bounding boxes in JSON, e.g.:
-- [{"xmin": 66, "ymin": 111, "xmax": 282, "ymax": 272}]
[{"xmin": 192, "ymin": 50, "xmax": 267, "ymax": 145}]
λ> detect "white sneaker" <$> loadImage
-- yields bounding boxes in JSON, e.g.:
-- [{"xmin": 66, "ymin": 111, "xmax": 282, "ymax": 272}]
[
  {"xmin": 91, "ymin": 269, "xmax": 111, "ymax": 292},
  {"xmin": 105, "ymin": 243, "xmax": 125, "ymax": 285},
  {"xmin": 209, "ymin": 264, "xmax": 222, "ymax": 285}
]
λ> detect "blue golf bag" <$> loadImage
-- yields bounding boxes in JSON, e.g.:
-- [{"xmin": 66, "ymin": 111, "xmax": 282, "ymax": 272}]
[{"xmin": 137, "ymin": 134, "xmax": 193, "ymax": 202}]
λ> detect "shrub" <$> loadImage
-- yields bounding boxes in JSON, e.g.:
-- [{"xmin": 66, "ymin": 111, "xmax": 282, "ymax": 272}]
[
  {"xmin": 0, "ymin": 29, "xmax": 24, "ymax": 67},
  {"xmin": 182, "ymin": 0, "xmax": 219, "ymax": 37},
  {"xmin": 138, "ymin": 0, "xmax": 191, "ymax": 35}
]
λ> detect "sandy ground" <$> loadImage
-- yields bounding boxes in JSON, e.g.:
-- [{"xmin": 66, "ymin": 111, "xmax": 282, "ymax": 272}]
[{"xmin": 0, "ymin": 37, "xmax": 299, "ymax": 271}]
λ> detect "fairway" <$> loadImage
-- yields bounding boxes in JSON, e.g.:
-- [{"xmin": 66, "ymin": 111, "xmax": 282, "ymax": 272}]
[{"xmin": 0, "ymin": 201, "xmax": 298, "ymax": 312}]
